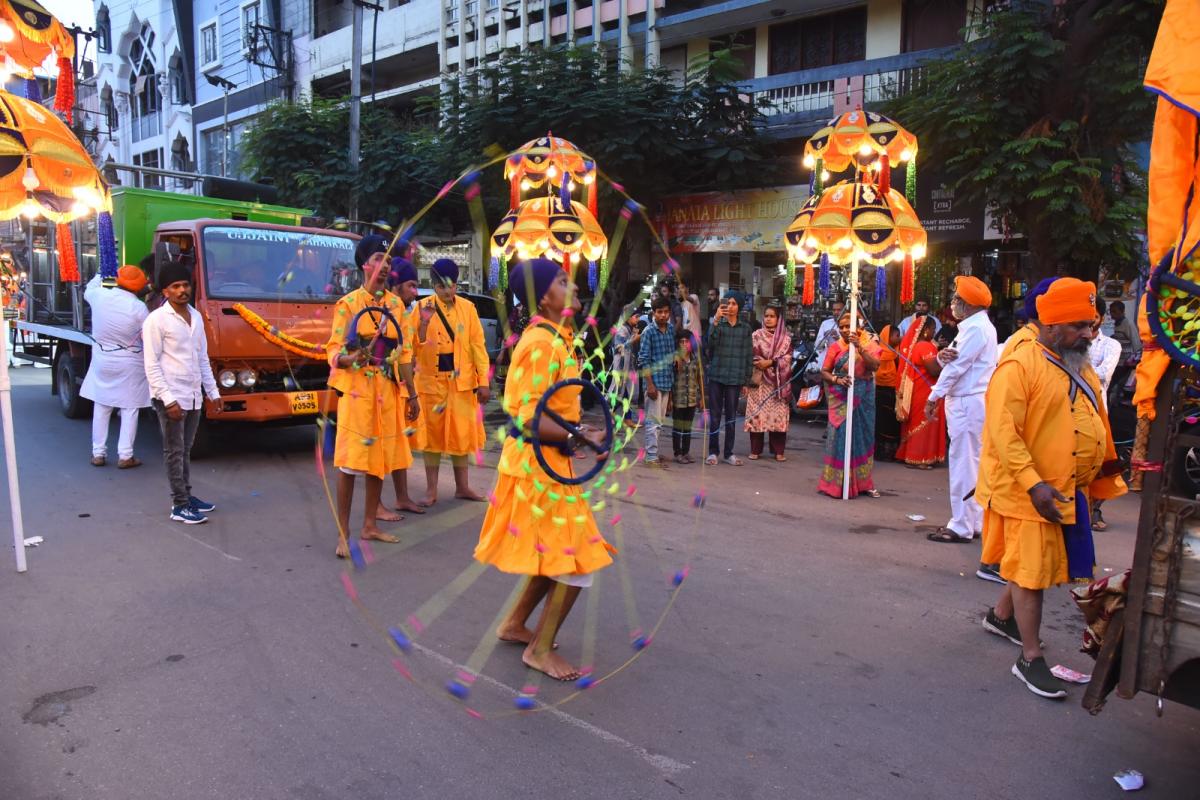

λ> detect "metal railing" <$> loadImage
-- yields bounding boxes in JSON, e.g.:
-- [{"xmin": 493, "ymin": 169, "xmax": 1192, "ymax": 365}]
[{"xmin": 740, "ymin": 47, "xmax": 956, "ymax": 133}]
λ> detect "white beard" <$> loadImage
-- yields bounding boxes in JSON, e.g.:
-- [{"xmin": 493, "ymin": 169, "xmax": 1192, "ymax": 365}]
[{"xmin": 1062, "ymin": 345, "xmax": 1090, "ymax": 374}]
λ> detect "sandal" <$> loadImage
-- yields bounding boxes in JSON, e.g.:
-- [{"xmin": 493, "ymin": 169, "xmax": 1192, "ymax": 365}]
[
  {"xmin": 705, "ymin": 455, "xmax": 718, "ymax": 466},
  {"xmin": 774, "ymin": 455, "xmax": 787, "ymax": 463},
  {"xmin": 723, "ymin": 455, "xmax": 744, "ymax": 466},
  {"xmin": 747, "ymin": 454, "xmax": 760, "ymax": 460},
  {"xmin": 927, "ymin": 528, "xmax": 972, "ymax": 544},
  {"xmin": 864, "ymin": 489, "xmax": 881, "ymax": 498}
]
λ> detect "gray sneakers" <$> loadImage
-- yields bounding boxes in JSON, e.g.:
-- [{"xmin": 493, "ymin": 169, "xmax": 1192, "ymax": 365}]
[{"xmin": 1012, "ymin": 655, "xmax": 1067, "ymax": 699}]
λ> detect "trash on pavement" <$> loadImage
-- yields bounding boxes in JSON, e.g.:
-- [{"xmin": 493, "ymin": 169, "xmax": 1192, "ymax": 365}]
[
  {"xmin": 23, "ymin": 536, "xmax": 43, "ymax": 547},
  {"xmin": 906, "ymin": 514, "xmax": 926, "ymax": 522},
  {"xmin": 1113, "ymin": 770, "xmax": 1144, "ymax": 791},
  {"xmin": 1050, "ymin": 665, "xmax": 1091, "ymax": 684}
]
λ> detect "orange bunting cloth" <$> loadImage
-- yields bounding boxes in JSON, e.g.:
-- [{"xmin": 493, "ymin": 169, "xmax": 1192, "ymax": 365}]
[
  {"xmin": 0, "ymin": 0, "xmax": 75, "ymax": 120},
  {"xmin": 954, "ymin": 275, "xmax": 992, "ymax": 307},
  {"xmin": 55, "ymin": 222, "xmax": 77, "ymax": 281},
  {"xmin": 802, "ymin": 261, "xmax": 815, "ymax": 305},
  {"xmin": 1035, "ymin": 278, "xmax": 1097, "ymax": 325}
]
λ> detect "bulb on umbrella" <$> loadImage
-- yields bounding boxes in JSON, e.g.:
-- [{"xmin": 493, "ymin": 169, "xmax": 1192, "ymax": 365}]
[
  {"xmin": 912, "ymin": 243, "xmax": 927, "ymax": 259},
  {"xmin": 900, "ymin": 149, "xmax": 913, "ymax": 162},
  {"xmin": 0, "ymin": 22, "xmax": 14, "ymax": 44},
  {"xmin": 21, "ymin": 199, "xmax": 40, "ymax": 219},
  {"xmin": 859, "ymin": 144, "xmax": 873, "ymax": 156},
  {"xmin": 803, "ymin": 153, "xmax": 815, "ymax": 169},
  {"xmin": 22, "ymin": 167, "xmax": 39, "ymax": 191}
]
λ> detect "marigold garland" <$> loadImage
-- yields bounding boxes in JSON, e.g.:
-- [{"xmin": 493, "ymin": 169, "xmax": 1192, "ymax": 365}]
[{"xmin": 232, "ymin": 303, "xmax": 328, "ymax": 361}]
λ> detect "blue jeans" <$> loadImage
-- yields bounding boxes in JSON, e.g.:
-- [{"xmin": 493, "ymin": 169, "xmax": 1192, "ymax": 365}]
[{"xmin": 707, "ymin": 381, "xmax": 741, "ymax": 458}]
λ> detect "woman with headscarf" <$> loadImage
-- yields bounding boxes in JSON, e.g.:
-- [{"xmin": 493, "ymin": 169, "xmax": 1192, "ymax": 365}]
[
  {"xmin": 476, "ymin": 258, "xmax": 614, "ymax": 681},
  {"xmin": 818, "ymin": 314, "xmax": 881, "ymax": 498},
  {"xmin": 743, "ymin": 303, "xmax": 793, "ymax": 461},
  {"xmin": 414, "ymin": 258, "xmax": 490, "ymax": 504},
  {"xmin": 874, "ymin": 324, "xmax": 902, "ymax": 462},
  {"xmin": 895, "ymin": 315, "xmax": 947, "ymax": 469}
]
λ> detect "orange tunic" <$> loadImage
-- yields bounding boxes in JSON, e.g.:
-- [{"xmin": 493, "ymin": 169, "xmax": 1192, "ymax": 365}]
[
  {"xmin": 999, "ymin": 322, "xmax": 1038, "ymax": 361},
  {"xmin": 977, "ymin": 342, "xmax": 1126, "ymax": 588},
  {"xmin": 474, "ymin": 322, "xmax": 614, "ymax": 577},
  {"xmin": 395, "ymin": 301, "xmax": 426, "ymax": 453},
  {"xmin": 325, "ymin": 288, "xmax": 406, "ymax": 478},
  {"xmin": 415, "ymin": 295, "xmax": 488, "ymax": 456}
]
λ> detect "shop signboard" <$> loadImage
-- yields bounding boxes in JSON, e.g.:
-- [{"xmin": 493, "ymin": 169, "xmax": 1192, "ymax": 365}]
[
  {"xmin": 662, "ymin": 185, "xmax": 809, "ymax": 253},
  {"xmin": 914, "ymin": 171, "xmax": 987, "ymax": 242}
]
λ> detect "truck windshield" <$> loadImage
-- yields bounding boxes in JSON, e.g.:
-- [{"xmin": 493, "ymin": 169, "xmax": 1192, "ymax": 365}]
[{"xmin": 201, "ymin": 226, "xmax": 362, "ymax": 302}]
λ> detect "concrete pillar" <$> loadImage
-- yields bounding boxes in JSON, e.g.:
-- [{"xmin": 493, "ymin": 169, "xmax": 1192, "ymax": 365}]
[
  {"xmin": 543, "ymin": 0, "xmax": 552, "ymax": 47},
  {"xmin": 567, "ymin": 0, "xmax": 576, "ymax": 44},
  {"xmin": 753, "ymin": 24, "xmax": 768, "ymax": 78},
  {"xmin": 520, "ymin": 0, "xmax": 529, "ymax": 48},
  {"xmin": 476, "ymin": 0, "xmax": 485, "ymax": 64},
  {"xmin": 865, "ymin": 0, "xmax": 902, "ymax": 59},
  {"xmin": 644, "ymin": 0, "xmax": 658, "ymax": 67},
  {"xmin": 618, "ymin": 0, "xmax": 632, "ymax": 70},
  {"xmin": 457, "ymin": 0, "xmax": 468, "ymax": 71}
]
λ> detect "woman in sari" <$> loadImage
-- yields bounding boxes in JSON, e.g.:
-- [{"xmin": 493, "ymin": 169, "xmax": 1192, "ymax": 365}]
[
  {"xmin": 818, "ymin": 314, "xmax": 881, "ymax": 498},
  {"xmin": 874, "ymin": 324, "xmax": 902, "ymax": 462},
  {"xmin": 744, "ymin": 304, "xmax": 793, "ymax": 461},
  {"xmin": 894, "ymin": 315, "xmax": 947, "ymax": 469}
]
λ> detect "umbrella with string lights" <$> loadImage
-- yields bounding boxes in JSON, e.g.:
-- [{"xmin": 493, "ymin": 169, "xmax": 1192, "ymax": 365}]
[
  {"xmin": 504, "ymin": 134, "xmax": 598, "ymax": 215},
  {"xmin": 802, "ymin": 108, "xmax": 919, "ymax": 202},
  {"xmin": 490, "ymin": 195, "xmax": 608, "ymax": 291},
  {"xmin": 0, "ymin": 0, "xmax": 76, "ymax": 120}
]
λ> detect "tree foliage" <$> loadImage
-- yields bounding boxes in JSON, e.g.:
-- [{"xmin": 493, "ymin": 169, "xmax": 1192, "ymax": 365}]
[
  {"xmin": 241, "ymin": 46, "xmax": 769, "ymax": 226},
  {"xmin": 887, "ymin": 1, "xmax": 1161, "ymax": 278}
]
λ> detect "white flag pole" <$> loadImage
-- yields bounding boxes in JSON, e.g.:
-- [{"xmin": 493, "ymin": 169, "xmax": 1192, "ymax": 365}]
[
  {"xmin": 0, "ymin": 326, "xmax": 26, "ymax": 572},
  {"xmin": 842, "ymin": 254, "xmax": 859, "ymax": 500}
]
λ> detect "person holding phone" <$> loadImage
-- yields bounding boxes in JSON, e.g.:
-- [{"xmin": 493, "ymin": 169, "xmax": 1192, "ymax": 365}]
[{"xmin": 705, "ymin": 292, "xmax": 753, "ymax": 466}]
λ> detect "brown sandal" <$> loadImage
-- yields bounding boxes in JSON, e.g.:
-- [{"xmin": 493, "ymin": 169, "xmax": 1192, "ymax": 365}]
[{"xmin": 118, "ymin": 457, "xmax": 142, "ymax": 469}]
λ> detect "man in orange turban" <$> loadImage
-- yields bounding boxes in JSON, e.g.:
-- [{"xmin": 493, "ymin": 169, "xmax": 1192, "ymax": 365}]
[
  {"xmin": 924, "ymin": 276, "xmax": 998, "ymax": 556},
  {"xmin": 976, "ymin": 278, "xmax": 1126, "ymax": 700},
  {"xmin": 81, "ymin": 265, "xmax": 150, "ymax": 468}
]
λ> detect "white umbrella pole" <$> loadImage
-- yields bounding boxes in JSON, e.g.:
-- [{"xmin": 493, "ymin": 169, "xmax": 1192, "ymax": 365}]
[
  {"xmin": 0, "ymin": 326, "xmax": 26, "ymax": 572},
  {"xmin": 842, "ymin": 256, "xmax": 858, "ymax": 501}
]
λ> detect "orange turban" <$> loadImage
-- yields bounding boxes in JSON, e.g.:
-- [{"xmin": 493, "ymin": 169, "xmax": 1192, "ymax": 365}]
[
  {"xmin": 116, "ymin": 265, "xmax": 147, "ymax": 293},
  {"xmin": 1036, "ymin": 278, "xmax": 1097, "ymax": 325},
  {"xmin": 954, "ymin": 275, "xmax": 992, "ymax": 307}
]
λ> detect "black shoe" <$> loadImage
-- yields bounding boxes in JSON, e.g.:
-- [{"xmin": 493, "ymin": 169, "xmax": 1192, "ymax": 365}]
[
  {"xmin": 982, "ymin": 607, "xmax": 1022, "ymax": 645},
  {"xmin": 976, "ymin": 562, "xmax": 1007, "ymax": 584},
  {"xmin": 1012, "ymin": 655, "xmax": 1067, "ymax": 699}
]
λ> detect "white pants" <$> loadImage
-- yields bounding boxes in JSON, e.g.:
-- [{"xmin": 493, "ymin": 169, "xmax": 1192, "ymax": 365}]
[
  {"xmin": 945, "ymin": 394, "xmax": 985, "ymax": 538},
  {"xmin": 643, "ymin": 392, "xmax": 670, "ymax": 462},
  {"xmin": 92, "ymin": 404, "xmax": 140, "ymax": 460}
]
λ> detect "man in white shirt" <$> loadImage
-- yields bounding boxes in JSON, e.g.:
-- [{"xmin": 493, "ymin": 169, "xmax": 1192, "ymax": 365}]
[
  {"xmin": 814, "ymin": 298, "xmax": 845, "ymax": 367},
  {"xmin": 81, "ymin": 266, "xmax": 151, "ymax": 468},
  {"xmin": 143, "ymin": 261, "xmax": 222, "ymax": 524},
  {"xmin": 898, "ymin": 299, "xmax": 943, "ymax": 337},
  {"xmin": 925, "ymin": 276, "xmax": 998, "ymax": 546}
]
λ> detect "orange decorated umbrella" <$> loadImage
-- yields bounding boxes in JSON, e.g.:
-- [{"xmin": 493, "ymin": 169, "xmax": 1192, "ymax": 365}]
[
  {"xmin": 504, "ymin": 133, "xmax": 599, "ymax": 215},
  {"xmin": 491, "ymin": 195, "xmax": 608, "ymax": 291},
  {"xmin": 803, "ymin": 108, "xmax": 918, "ymax": 204},
  {"xmin": 0, "ymin": 0, "xmax": 76, "ymax": 121}
]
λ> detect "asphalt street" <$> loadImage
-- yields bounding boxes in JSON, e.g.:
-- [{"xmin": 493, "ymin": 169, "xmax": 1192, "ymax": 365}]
[{"xmin": 1, "ymin": 365, "xmax": 1197, "ymax": 800}]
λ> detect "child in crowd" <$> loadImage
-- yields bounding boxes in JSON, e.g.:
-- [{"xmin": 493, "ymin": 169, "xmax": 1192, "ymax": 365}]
[{"xmin": 671, "ymin": 327, "xmax": 701, "ymax": 464}]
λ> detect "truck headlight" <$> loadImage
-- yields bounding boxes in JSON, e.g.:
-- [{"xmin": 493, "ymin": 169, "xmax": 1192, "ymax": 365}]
[
  {"xmin": 237, "ymin": 369, "xmax": 257, "ymax": 388},
  {"xmin": 218, "ymin": 370, "xmax": 237, "ymax": 389}
]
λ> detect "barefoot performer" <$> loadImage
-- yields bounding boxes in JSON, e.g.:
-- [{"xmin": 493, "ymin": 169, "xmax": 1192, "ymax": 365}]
[
  {"xmin": 326, "ymin": 235, "xmax": 412, "ymax": 558},
  {"xmin": 383, "ymin": 257, "xmax": 427, "ymax": 517},
  {"xmin": 475, "ymin": 258, "xmax": 614, "ymax": 681},
  {"xmin": 415, "ymin": 258, "xmax": 490, "ymax": 504}
]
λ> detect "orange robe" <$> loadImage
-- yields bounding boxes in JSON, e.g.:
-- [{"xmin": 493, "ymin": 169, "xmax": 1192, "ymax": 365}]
[
  {"xmin": 395, "ymin": 301, "xmax": 426, "ymax": 453},
  {"xmin": 415, "ymin": 295, "xmax": 488, "ymax": 456},
  {"xmin": 999, "ymin": 321, "xmax": 1038, "ymax": 361},
  {"xmin": 1133, "ymin": 295, "xmax": 1171, "ymax": 420},
  {"xmin": 326, "ymin": 288, "xmax": 407, "ymax": 478},
  {"xmin": 474, "ymin": 322, "xmax": 614, "ymax": 577},
  {"xmin": 977, "ymin": 342, "xmax": 1126, "ymax": 589}
]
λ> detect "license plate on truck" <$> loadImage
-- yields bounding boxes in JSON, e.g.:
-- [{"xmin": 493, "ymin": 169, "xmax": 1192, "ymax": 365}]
[{"xmin": 289, "ymin": 391, "xmax": 318, "ymax": 415}]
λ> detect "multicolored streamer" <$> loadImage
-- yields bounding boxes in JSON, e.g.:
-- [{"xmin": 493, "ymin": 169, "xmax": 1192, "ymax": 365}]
[
  {"xmin": 818, "ymin": 252, "xmax": 831, "ymax": 296},
  {"xmin": 875, "ymin": 264, "xmax": 886, "ymax": 308},
  {"xmin": 97, "ymin": 210, "xmax": 118, "ymax": 281},
  {"xmin": 55, "ymin": 222, "xmax": 79, "ymax": 282},
  {"xmin": 905, "ymin": 157, "xmax": 917, "ymax": 206}
]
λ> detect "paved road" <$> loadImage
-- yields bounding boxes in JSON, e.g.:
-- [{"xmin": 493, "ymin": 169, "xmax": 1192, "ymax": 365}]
[{"xmin": 1, "ymin": 367, "xmax": 1197, "ymax": 800}]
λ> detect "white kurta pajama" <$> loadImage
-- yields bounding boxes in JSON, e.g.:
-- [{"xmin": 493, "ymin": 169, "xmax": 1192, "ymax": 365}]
[
  {"xmin": 927, "ymin": 310, "xmax": 997, "ymax": 539},
  {"xmin": 80, "ymin": 275, "xmax": 150, "ymax": 459}
]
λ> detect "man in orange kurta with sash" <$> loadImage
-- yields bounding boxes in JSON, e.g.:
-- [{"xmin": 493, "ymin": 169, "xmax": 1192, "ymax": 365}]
[
  {"xmin": 415, "ymin": 258, "xmax": 489, "ymax": 504},
  {"xmin": 326, "ymin": 235, "xmax": 417, "ymax": 559},
  {"xmin": 976, "ymin": 279, "xmax": 1126, "ymax": 700},
  {"xmin": 381, "ymin": 256, "xmax": 425, "ymax": 517}
]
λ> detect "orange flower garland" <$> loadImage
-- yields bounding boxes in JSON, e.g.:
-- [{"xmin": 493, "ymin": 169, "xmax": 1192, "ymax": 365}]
[{"xmin": 232, "ymin": 303, "xmax": 327, "ymax": 361}]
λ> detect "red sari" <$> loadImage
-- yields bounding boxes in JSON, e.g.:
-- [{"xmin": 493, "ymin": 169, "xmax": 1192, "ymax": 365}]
[{"xmin": 895, "ymin": 319, "xmax": 947, "ymax": 466}]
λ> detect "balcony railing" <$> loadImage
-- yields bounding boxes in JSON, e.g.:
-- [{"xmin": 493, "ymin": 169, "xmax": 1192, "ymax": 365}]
[
  {"xmin": 740, "ymin": 47, "xmax": 956, "ymax": 135},
  {"xmin": 129, "ymin": 110, "xmax": 162, "ymax": 143}
]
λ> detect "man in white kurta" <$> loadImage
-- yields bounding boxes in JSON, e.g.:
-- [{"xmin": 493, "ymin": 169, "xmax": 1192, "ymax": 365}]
[
  {"xmin": 924, "ymin": 276, "xmax": 998, "ymax": 544},
  {"xmin": 81, "ymin": 267, "xmax": 151, "ymax": 467}
]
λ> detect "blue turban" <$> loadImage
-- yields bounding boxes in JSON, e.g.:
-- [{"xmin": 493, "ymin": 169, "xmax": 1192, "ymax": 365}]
[
  {"xmin": 1024, "ymin": 277, "xmax": 1058, "ymax": 321},
  {"xmin": 387, "ymin": 257, "xmax": 418, "ymax": 287},
  {"xmin": 509, "ymin": 258, "xmax": 562, "ymax": 309},
  {"xmin": 355, "ymin": 234, "xmax": 389, "ymax": 268},
  {"xmin": 431, "ymin": 258, "xmax": 459, "ymax": 285}
]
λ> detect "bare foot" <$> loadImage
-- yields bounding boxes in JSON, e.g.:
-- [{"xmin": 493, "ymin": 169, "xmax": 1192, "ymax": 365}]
[
  {"xmin": 335, "ymin": 539, "xmax": 350, "ymax": 559},
  {"xmin": 375, "ymin": 504, "xmax": 403, "ymax": 522},
  {"xmin": 496, "ymin": 623, "xmax": 558, "ymax": 649},
  {"xmin": 455, "ymin": 488, "xmax": 486, "ymax": 502},
  {"xmin": 420, "ymin": 494, "xmax": 437, "ymax": 507},
  {"xmin": 395, "ymin": 500, "xmax": 427, "ymax": 514},
  {"xmin": 522, "ymin": 647, "xmax": 580, "ymax": 681},
  {"xmin": 361, "ymin": 527, "xmax": 400, "ymax": 544}
]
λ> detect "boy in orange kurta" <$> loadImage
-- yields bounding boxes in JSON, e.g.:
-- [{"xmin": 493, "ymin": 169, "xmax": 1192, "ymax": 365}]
[
  {"xmin": 326, "ymin": 235, "xmax": 416, "ymax": 559},
  {"xmin": 380, "ymin": 257, "xmax": 425, "ymax": 518},
  {"xmin": 976, "ymin": 278, "xmax": 1125, "ymax": 700},
  {"xmin": 414, "ymin": 258, "xmax": 489, "ymax": 504}
]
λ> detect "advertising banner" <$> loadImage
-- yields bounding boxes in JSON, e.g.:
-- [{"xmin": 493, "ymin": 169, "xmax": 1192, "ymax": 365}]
[{"xmin": 663, "ymin": 185, "xmax": 809, "ymax": 253}]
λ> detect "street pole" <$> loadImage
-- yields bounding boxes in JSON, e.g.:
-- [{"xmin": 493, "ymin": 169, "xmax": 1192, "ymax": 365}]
[
  {"xmin": 0, "ymin": 329, "xmax": 27, "ymax": 572},
  {"xmin": 349, "ymin": 0, "xmax": 363, "ymax": 220},
  {"xmin": 842, "ymin": 255, "xmax": 858, "ymax": 501},
  {"xmin": 221, "ymin": 85, "xmax": 229, "ymax": 178}
]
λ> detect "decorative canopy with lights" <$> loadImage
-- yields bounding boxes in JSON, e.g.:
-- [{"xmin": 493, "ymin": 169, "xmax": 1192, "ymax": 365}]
[
  {"xmin": 504, "ymin": 134, "xmax": 598, "ymax": 215},
  {"xmin": 803, "ymin": 108, "xmax": 918, "ymax": 203},
  {"xmin": 0, "ymin": 0, "xmax": 75, "ymax": 121}
]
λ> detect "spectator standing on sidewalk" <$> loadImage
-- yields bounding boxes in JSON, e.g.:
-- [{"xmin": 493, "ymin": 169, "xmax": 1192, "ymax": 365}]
[
  {"xmin": 705, "ymin": 292, "xmax": 753, "ymax": 466},
  {"xmin": 142, "ymin": 260, "xmax": 221, "ymax": 524},
  {"xmin": 924, "ymin": 276, "xmax": 997, "ymax": 546},
  {"xmin": 81, "ymin": 267, "xmax": 150, "ymax": 469},
  {"xmin": 639, "ymin": 295, "xmax": 675, "ymax": 468},
  {"xmin": 744, "ymin": 304, "xmax": 793, "ymax": 462},
  {"xmin": 671, "ymin": 327, "xmax": 702, "ymax": 464}
]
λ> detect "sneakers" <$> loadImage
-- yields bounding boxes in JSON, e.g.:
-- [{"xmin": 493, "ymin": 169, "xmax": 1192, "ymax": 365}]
[
  {"xmin": 1012, "ymin": 655, "xmax": 1067, "ymax": 699},
  {"xmin": 982, "ymin": 607, "xmax": 1023, "ymax": 645},
  {"xmin": 170, "ymin": 505, "xmax": 208, "ymax": 524},
  {"xmin": 976, "ymin": 562, "xmax": 1007, "ymax": 584},
  {"xmin": 189, "ymin": 496, "xmax": 216, "ymax": 513}
]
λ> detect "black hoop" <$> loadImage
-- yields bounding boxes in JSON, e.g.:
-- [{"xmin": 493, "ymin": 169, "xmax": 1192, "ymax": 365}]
[
  {"xmin": 529, "ymin": 378, "xmax": 614, "ymax": 486},
  {"xmin": 345, "ymin": 305, "xmax": 403, "ymax": 361}
]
